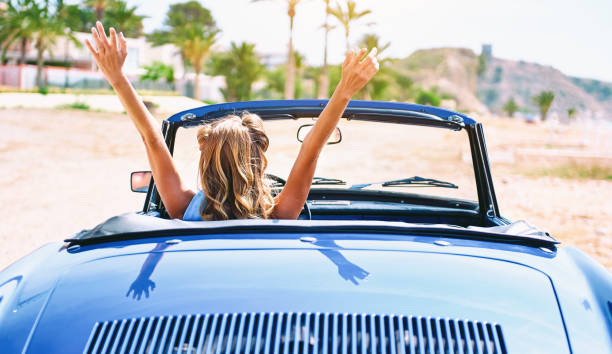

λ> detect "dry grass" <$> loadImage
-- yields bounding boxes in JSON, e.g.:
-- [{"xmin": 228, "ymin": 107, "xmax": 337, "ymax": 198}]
[{"xmin": 525, "ymin": 162, "xmax": 612, "ymax": 180}]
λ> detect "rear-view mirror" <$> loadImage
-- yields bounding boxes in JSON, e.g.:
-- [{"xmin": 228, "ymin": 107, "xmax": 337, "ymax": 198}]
[
  {"xmin": 131, "ymin": 171, "xmax": 152, "ymax": 193},
  {"xmin": 297, "ymin": 124, "xmax": 342, "ymax": 144}
]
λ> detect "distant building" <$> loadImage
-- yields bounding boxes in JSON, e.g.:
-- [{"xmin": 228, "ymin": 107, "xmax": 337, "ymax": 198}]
[
  {"xmin": 481, "ymin": 44, "xmax": 492, "ymax": 60},
  {"xmin": 260, "ymin": 52, "xmax": 287, "ymax": 68}
]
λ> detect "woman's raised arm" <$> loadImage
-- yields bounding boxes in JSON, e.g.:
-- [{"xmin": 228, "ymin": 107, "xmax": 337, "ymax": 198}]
[
  {"xmin": 273, "ymin": 47, "xmax": 379, "ymax": 219},
  {"xmin": 85, "ymin": 22, "xmax": 194, "ymax": 219}
]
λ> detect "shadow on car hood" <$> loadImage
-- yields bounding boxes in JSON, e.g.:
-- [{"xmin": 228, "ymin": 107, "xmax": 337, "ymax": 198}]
[{"xmin": 25, "ymin": 241, "xmax": 569, "ymax": 353}]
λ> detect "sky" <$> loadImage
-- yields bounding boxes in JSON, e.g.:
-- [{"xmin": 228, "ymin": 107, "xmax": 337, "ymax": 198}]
[{"xmin": 127, "ymin": 0, "xmax": 612, "ymax": 82}]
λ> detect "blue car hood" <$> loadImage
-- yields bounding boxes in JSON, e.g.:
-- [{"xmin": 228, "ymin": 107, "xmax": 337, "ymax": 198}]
[{"xmin": 22, "ymin": 237, "xmax": 569, "ymax": 353}]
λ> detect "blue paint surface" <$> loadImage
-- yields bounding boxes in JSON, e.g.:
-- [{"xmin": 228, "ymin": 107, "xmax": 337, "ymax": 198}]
[
  {"xmin": 1, "ymin": 233, "xmax": 611, "ymax": 353},
  {"xmin": 167, "ymin": 99, "xmax": 476, "ymax": 126}
]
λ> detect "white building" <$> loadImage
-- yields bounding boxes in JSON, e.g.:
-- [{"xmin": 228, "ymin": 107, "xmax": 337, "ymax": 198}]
[{"xmin": 0, "ymin": 32, "xmax": 224, "ymax": 102}]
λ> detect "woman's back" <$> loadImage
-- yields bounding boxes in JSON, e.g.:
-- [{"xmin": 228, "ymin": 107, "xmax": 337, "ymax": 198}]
[{"xmin": 182, "ymin": 191, "xmax": 205, "ymax": 221}]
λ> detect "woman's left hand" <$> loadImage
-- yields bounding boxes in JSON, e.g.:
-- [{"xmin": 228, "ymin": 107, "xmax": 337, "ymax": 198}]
[{"xmin": 337, "ymin": 47, "xmax": 380, "ymax": 97}]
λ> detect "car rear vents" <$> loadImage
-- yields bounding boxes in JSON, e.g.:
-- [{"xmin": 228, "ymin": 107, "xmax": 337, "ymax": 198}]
[{"xmin": 85, "ymin": 312, "xmax": 507, "ymax": 354}]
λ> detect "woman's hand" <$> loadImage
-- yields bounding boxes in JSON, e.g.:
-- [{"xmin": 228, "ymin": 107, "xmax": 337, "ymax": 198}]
[
  {"xmin": 272, "ymin": 47, "xmax": 378, "ymax": 220},
  {"xmin": 85, "ymin": 21, "xmax": 127, "ymax": 87},
  {"xmin": 84, "ymin": 22, "xmax": 194, "ymax": 220},
  {"xmin": 337, "ymin": 47, "xmax": 379, "ymax": 97}
]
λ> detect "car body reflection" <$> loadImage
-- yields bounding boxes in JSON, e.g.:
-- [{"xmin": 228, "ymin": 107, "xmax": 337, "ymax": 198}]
[
  {"xmin": 314, "ymin": 239, "xmax": 370, "ymax": 285},
  {"xmin": 126, "ymin": 238, "xmax": 371, "ymax": 300},
  {"xmin": 126, "ymin": 242, "xmax": 169, "ymax": 300}
]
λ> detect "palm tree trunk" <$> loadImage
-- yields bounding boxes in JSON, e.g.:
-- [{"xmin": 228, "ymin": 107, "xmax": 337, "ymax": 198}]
[
  {"xmin": 194, "ymin": 68, "xmax": 201, "ymax": 101},
  {"xmin": 317, "ymin": 4, "xmax": 330, "ymax": 99},
  {"xmin": 35, "ymin": 40, "xmax": 44, "ymax": 88},
  {"xmin": 95, "ymin": 7, "xmax": 104, "ymax": 21},
  {"xmin": 345, "ymin": 28, "xmax": 350, "ymax": 53},
  {"xmin": 317, "ymin": 43, "xmax": 329, "ymax": 99},
  {"xmin": 284, "ymin": 15, "xmax": 295, "ymax": 100},
  {"xmin": 19, "ymin": 38, "xmax": 27, "ymax": 65}
]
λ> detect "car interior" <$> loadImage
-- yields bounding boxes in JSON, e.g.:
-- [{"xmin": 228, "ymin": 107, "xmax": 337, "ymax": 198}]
[{"xmin": 131, "ymin": 116, "xmax": 502, "ymax": 228}]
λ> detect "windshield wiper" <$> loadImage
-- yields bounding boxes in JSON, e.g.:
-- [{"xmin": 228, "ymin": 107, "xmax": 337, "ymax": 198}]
[
  {"xmin": 312, "ymin": 176, "xmax": 346, "ymax": 185},
  {"xmin": 383, "ymin": 176, "xmax": 458, "ymax": 188},
  {"xmin": 266, "ymin": 175, "xmax": 346, "ymax": 187},
  {"xmin": 350, "ymin": 176, "xmax": 458, "ymax": 190}
]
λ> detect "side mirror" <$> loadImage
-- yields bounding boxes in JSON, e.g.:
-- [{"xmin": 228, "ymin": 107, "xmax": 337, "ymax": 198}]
[
  {"xmin": 297, "ymin": 124, "xmax": 342, "ymax": 144},
  {"xmin": 131, "ymin": 171, "xmax": 152, "ymax": 193}
]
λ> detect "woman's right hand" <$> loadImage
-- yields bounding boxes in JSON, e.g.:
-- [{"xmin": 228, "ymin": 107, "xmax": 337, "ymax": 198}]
[{"xmin": 85, "ymin": 21, "xmax": 128, "ymax": 87}]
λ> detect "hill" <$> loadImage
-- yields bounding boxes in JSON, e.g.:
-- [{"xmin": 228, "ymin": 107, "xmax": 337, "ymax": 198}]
[
  {"xmin": 391, "ymin": 48, "xmax": 487, "ymax": 113},
  {"xmin": 392, "ymin": 47, "xmax": 612, "ymax": 119},
  {"xmin": 478, "ymin": 58, "xmax": 612, "ymax": 119}
]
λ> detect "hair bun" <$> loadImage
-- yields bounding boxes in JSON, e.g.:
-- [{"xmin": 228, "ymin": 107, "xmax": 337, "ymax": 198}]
[
  {"xmin": 197, "ymin": 124, "xmax": 213, "ymax": 152},
  {"xmin": 241, "ymin": 113, "xmax": 269, "ymax": 151}
]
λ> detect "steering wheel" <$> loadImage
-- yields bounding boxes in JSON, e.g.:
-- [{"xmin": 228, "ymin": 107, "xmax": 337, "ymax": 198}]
[{"xmin": 265, "ymin": 174, "xmax": 312, "ymax": 220}]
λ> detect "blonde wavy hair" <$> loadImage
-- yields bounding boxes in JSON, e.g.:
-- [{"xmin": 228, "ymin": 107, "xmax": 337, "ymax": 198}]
[{"xmin": 197, "ymin": 112, "xmax": 275, "ymax": 220}]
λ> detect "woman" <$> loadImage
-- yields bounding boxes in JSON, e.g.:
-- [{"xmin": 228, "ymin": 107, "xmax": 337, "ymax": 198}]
[{"xmin": 85, "ymin": 22, "xmax": 378, "ymax": 221}]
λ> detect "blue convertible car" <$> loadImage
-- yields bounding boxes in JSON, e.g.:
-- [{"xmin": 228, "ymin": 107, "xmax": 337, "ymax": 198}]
[{"xmin": 1, "ymin": 100, "xmax": 611, "ymax": 353}]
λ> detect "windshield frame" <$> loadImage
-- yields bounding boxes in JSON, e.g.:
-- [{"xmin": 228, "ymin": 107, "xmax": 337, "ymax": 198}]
[{"xmin": 142, "ymin": 100, "xmax": 500, "ymax": 224}]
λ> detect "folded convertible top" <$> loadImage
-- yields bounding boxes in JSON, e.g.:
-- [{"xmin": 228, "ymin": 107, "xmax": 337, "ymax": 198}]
[{"xmin": 67, "ymin": 212, "xmax": 557, "ymax": 248}]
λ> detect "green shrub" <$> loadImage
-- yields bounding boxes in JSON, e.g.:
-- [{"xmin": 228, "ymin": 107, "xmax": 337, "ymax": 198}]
[
  {"xmin": 56, "ymin": 101, "xmax": 90, "ymax": 110},
  {"xmin": 493, "ymin": 66, "xmax": 503, "ymax": 83},
  {"xmin": 140, "ymin": 61, "xmax": 175, "ymax": 83},
  {"xmin": 415, "ymin": 89, "xmax": 441, "ymax": 107},
  {"xmin": 477, "ymin": 53, "xmax": 487, "ymax": 77},
  {"xmin": 481, "ymin": 89, "xmax": 499, "ymax": 106}
]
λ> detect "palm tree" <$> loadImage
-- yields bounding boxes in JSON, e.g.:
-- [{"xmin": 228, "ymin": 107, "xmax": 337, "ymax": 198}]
[
  {"xmin": 63, "ymin": 3, "xmax": 96, "ymax": 33},
  {"xmin": 359, "ymin": 33, "xmax": 389, "ymax": 54},
  {"xmin": 32, "ymin": 0, "xmax": 80, "ymax": 88},
  {"xmin": 208, "ymin": 42, "xmax": 264, "ymax": 101},
  {"xmin": 0, "ymin": 0, "xmax": 37, "ymax": 65},
  {"xmin": 357, "ymin": 33, "xmax": 389, "ymax": 100},
  {"xmin": 567, "ymin": 107, "xmax": 577, "ymax": 120},
  {"xmin": 1, "ymin": 0, "xmax": 79, "ymax": 87},
  {"xmin": 329, "ymin": 0, "xmax": 372, "ymax": 52},
  {"xmin": 84, "ymin": 0, "xmax": 111, "ymax": 21},
  {"xmin": 532, "ymin": 91, "xmax": 555, "ymax": 121},
  {"xmin": 147, "ymin": 2, "xmax": 219, "ymax": 100},
  {"xmin": 103, "ymin": 0, "xmax": 145, "ymax": 38},
  {"xmin": 252, "ymin": 0, "xmax": 303, "ymax": 99},
  {"xmin": 502, "ymin": 97, "xmax": 519, "ymax": 117},
  {"xmin": 293, "ymin": 50, "xmax": 305, "ymax": 98},
  {"xmin": 317, "ymin": 0, "xmax": 334, "ymax": 99},
  {"xmin": 181, "ymin": 25, "xmax": 219, "ymax": 100},
  {"xmin": 62, "ymin": 1, "xmax": 143, "ymax": 37}
]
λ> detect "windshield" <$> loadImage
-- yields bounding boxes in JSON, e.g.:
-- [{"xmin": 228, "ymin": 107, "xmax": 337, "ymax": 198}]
[{"xmin": 172, "ymin": 118, "xmax": 478, "ymax": 204}]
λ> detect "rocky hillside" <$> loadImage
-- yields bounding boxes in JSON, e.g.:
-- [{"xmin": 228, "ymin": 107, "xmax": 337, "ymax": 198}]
[
  {"xmin": 393, "ymin": 47, "xmax": 612, "ymax": 119},
  {"xmin": 478, "ymin": 58, "xmax": 612, "ymax": 119},
  {"xmin": 391, "ymin": 48, "xmax": 488, "ymax": 113}
]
